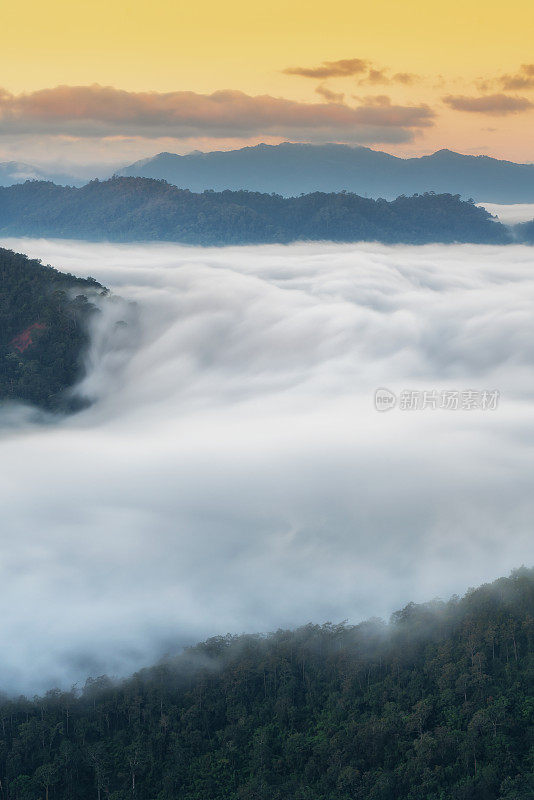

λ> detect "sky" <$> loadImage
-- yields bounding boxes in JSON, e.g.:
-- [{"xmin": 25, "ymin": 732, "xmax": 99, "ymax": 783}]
[
  {"xmin": 1, "ymin": 238, "xmax": 533, "ymax": 693},
  {"xmin": 1, "ymin": 0, "xmax": 534, "ymax": 171}
]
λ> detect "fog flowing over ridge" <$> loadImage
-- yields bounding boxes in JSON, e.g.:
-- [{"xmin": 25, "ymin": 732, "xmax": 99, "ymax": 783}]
[
  {"xmin": 1, "ymin": 238, "xmax": 533, "ymax": 695},
  {"xmin": 478, "ymin": 202, "xmax": 534, "ymax": 225}
]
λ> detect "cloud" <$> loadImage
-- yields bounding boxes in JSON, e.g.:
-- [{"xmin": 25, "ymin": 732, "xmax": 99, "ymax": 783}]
[
  {"xmin": 352, "ymin": 95, "xmax": 393, "ymax": 107},
  {"xmin": 500, "ymin": 64, "xmax": 534, "ymax": 91},
  {"xmin": 315, "ymin": 84, "xmax": 345, "ymax": 103},
  {"xmin": 476, "ymin": 65, "xmax": 534, "ymax": 93},
  {"xmin": 346, "ymin": 94, "xmax": 433, "ymax": 126},
  {"xmin": 365, "ymin": 68, "xmax": 390, "ymax": 84},
  {"xmin": 0, "ymin": 84, "xmax": 434, "ymax": 144},
  {"xmin": 284, "ymin": 60, "xmax": 420, "ymax": 86},
  {"xmin": 363, "ymin": 70, "xmax": 420, "ymax": 86},
  {"xmin": 443, "ymin": 93, "xmax": 534, "ymax": 115},
  {"xmin": 477, "ymin": 202, "xmax": 534, "ymax": 225},
  {"xmin": 393, "ymin": 72, "xmax": 419, "ymax": 85},
  {"xmin": 0, "ymin": 237, "xmax": 533, "ymax": 694},
  {"xmin": 283, "ymin": 58, "xmax": 368, "ymax": 79}
]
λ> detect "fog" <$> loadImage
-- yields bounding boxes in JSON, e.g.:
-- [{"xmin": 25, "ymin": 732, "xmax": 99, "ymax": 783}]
[
  {"xmin": 1, "ymin": 238, "xmax": 533, "ymax": 694},
  {"xmin": 478, "ymin": 202, "xmax": 534, "ymax": 225}
]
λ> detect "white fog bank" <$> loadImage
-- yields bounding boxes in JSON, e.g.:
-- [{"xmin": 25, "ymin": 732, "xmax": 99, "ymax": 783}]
[
  {"xmin": 0, "ymin": 238, "xmax": 533, "ymax": 693},
  {"xmin": 478, "ymin": 202, "xmax": 534, "ymax": 225}
]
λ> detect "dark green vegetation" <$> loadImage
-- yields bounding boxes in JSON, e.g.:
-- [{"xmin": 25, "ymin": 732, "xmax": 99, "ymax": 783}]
[
  {"xmin": 0, "ymin": 178, "xmax": 512, "ymax": 245},
  {"xmin": 2, "ymin": 569, "xmax": 533, "ymax": 800},
  {"xmin": 119, "ymin": 143, "xmax": 534, "ymax": 203},
  {"xmin": 0, "ymin": 247, "xmax": 104, "ymax": 410}
]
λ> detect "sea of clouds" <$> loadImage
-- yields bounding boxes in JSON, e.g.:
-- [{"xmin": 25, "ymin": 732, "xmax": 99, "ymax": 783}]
[{"xmin": 1, "ymin": 238, "xmax": 533, "ymax": 694}]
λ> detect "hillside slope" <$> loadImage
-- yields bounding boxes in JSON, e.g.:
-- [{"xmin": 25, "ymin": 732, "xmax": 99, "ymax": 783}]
[
  {"xmin": 1, "ymin": 569, "xmax": 532, "ymax": 799},
  {"xmin": 0, "ymin": 178, "xmax": 512, "ymax": 245},
  {"xmin": 119, "ymin": 143, "xmax": 534, "ymax": 203},
  {"xmin": 0, "ymin": 247, "xmax": 105, "ymax": 410}
]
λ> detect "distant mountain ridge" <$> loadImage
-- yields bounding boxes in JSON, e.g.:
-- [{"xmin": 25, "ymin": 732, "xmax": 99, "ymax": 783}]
[
  {"xmin": 0, "ymin": 177, "xmax": 512, "ymax": 245},
  {"xmin": 4, "ymin": 146, "xmax": 533, "ymax": 201},
  {"xmin": 117, "ymin": 143, "xmax": 534, "ymax": 203}
]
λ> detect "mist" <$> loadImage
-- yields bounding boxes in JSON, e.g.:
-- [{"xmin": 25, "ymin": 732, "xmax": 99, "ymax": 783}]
[
  {"xmin": 1, "ymin": 238, "xmax": 533, "ymax": 695},
  {"xmin": 478, "ymin": 202, "xmax": 534, "ymax": 225}
]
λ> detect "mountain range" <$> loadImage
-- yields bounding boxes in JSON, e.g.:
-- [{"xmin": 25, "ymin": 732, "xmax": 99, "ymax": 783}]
[
  {"xmin": 117, "ymin": 143, "xmax": 534, "ymax": 203},
  {"xmin": 0, "ymin": 178, "xmax": 512, "ymax": 245},
  {"xmin": 2, "ymin": 145, "xmax": 534, "ymax": 203}
]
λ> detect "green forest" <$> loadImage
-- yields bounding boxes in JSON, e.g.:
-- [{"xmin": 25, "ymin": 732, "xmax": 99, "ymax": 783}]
[
  {"xmin": 0, "ymin": 568, "xmax": 532, "ymax": 800},
  {"xmin": 0, "ymin": 178, "xmax": 513, "ymax": 245},
  {"xmin": 0, "ymin": 247, "xmax": 104, "ymax": 410}
]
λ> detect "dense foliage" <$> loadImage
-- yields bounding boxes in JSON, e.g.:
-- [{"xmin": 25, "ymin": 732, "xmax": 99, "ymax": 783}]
[
  {"xmin": 0, "ymin": 569, "xmax": 532, "ymax": 800},
  {"xmin": 0, "ymin": 247, "xmax": 104, "ymax": 410},
  {"xmin": 0, "ymin": 178, "xmax": 512, "ymax": 245}
]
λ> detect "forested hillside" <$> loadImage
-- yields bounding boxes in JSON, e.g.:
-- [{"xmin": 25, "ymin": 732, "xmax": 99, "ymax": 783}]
[
  {"xmin": 1, "ymin": 568, "xmax": 532, "ymax": 800},
  {"xmin": 0, "ymin": 178, "xmax": 512, "ymax": 245},
  {"xmin": 0, "ymin": 247, "xmax": 104, "ymax": 410}
]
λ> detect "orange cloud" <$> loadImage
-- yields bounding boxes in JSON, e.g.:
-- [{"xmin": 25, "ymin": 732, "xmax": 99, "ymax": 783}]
[
  {"xmin": 283, "ymin": 58, "xmax": 368, "ymax": 79},
  {"xmin": 443, "ymin": 93, "xmax": 533, "ymax": 115},
  {"xmin": 357, "ymin": 69, "xmax": 421, "ymax": 86},
  {"xmin": 393, "ymin": 72, "xmax": 418, "ymax": 85},
  {"xmin": 500, "ymin": 64, "xmax": 534, "ymax": 90},
  {"xmin": 315, "ymin": 85, "xmax": 345, "ymax": 103},
  {"xmin": 366, "ymin": 69, "xmax": 389, "ymax": 84},
  {"xmin": 352, "ymin": 95, "xmax": 393, "ymax": 106},
  {"xmin": 284, "ymin": 59, "xmax": 420, "ymax": 87},
  {"xmin": 0, "ymin": 84, "xmax": 435, "ymax": 143}
]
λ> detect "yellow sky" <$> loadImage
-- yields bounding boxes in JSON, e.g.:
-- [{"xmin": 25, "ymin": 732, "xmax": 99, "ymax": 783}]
[
  {"xmin": 2, "ymin": 0, "xmax": 534, "ymax": 163},
  {"xmin": 3, "ymin": 0, "xmax": 533, "ymax": 94}
]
